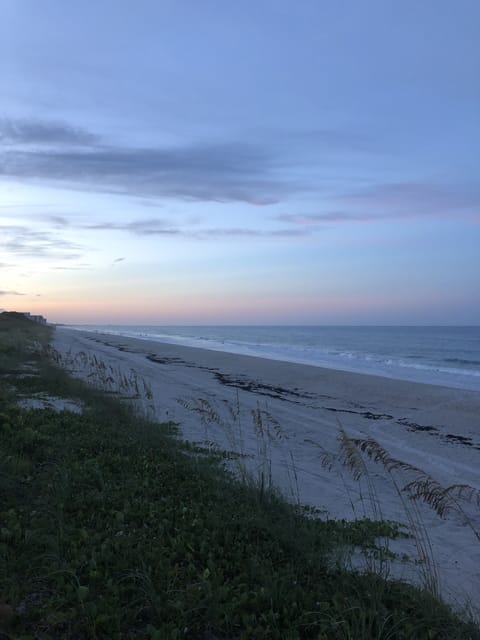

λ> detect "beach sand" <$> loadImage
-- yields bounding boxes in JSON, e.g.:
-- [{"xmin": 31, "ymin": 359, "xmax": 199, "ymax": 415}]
[{"xmin": 52, "ymin": 327, "xmax": 480, "ymax": 615}]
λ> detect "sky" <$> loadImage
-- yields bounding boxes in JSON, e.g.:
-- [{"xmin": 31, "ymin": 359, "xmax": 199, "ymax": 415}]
[{"xmin": 0, "ymin": 0, "xmax": 479, "ymax": 325}]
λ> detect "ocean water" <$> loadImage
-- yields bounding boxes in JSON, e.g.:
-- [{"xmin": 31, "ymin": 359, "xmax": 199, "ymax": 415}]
[{"xmin": 66, "ymin": 325, "xmax": 480, "ymax": 392}]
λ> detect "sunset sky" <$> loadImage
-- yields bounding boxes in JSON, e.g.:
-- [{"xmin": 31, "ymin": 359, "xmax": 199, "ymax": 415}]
[{"xmin": 1, "ymin": 1, "xmax": 479, "ymax": 324}]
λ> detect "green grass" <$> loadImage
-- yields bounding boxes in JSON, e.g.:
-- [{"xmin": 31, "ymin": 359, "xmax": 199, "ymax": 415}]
[
  {"xmin": 0, "ymin": 313, "xmax": 479, "ymax": 639},
  {"xmin": 0, "ymin": 312, "xmax": 51, "ymax": 373}
]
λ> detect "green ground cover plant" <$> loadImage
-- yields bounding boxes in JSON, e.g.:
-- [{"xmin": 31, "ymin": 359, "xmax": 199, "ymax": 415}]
[{"xmin": 1, "ymin": 312, "xmax": 479, "ymax": 639}]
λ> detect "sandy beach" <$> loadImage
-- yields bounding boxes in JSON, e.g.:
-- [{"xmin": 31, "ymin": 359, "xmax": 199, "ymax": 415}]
[{"xmin": 52, "ymin": 327, "xmax": 480, "ymax": 615}]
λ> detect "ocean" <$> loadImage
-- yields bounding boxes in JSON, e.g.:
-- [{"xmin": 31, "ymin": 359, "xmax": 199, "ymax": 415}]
[{"xmin": 66, "ymin": 325, "xmax": 480, "ymax": 392}]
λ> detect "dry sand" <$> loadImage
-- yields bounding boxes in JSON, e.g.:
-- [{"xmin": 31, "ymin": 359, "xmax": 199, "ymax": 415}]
[{"xmin": 52, "ymin": 327, "xmax": 480, "ymax": 616}]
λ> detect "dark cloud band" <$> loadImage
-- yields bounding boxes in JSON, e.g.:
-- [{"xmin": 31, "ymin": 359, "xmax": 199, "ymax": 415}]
[{"xmin": 0, "ymin": 118, "xmax": 286, "ymax": 204}]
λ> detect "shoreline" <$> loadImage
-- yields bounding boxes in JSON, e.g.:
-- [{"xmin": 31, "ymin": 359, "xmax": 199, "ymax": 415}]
[
  {"xmin": 63, "ymin": 325, "xmax": 480, "ymax": 392},
  {"xmin": 53, "ymin": 326, "xmax": 480, "ymax": 612}
]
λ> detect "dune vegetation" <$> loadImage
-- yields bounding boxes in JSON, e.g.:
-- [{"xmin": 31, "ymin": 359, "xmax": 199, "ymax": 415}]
[{"xmin": 0, "ymin": 311, "xmax": 479, "ymax": 639}]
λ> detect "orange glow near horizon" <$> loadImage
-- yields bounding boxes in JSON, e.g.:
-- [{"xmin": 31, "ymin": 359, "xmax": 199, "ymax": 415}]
[{"xmin": 4, "ymin": 287, "xmax": 457, "ymax": 326}]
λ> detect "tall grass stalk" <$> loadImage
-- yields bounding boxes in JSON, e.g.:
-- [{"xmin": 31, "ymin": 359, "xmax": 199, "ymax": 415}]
[{"xmin": 336, "ymin": 429, "xmax": 480, "ymax": 599}]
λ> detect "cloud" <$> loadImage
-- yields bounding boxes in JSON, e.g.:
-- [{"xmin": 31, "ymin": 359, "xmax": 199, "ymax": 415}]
[
  {"xmin": 85, "ymin": 218, "xmax": 309, "ymax": 239},
  {"xmin": 343, "ymin": 182, "xmax": 480, "ymax": 219},
  {"xmin": 0, "ymin": 118, "xmax": 295, "ymax": 204},
  {"xmin": 2, "ymin": 214, "xmax": 305, "ymax": 255},
  {"xmin": 0, "ymin": 225, "xmax": 84, "ymax": 260},
  {"xmin": 275, "ymin": 212, "xmax": 379, "ymax": 225},
  {"xmin": 277, "ymin": 182, "xmax": 480, "ymax": 226},
  {"xmin": 49, "ymin": 215, "xmax": 71, "ymax": 227},
  {"xmin": 191, "ymin": 227, "xmax": 309, "ymax": 239},
  {"xmin": 0, "ymin": 118, "xmax": 99, "ymax": 146},
  {"xmin": 1, "ymin": 143, "xmax": 284, "ymax": 204},
  {"xmin": 0, "ymin": 290, "xmax": 26, "ymax": 296},
  {"xmin": 48, "ymin": 214, "xmax": 307, "ymax": 239},
  {"xmin": 84, "ymin": 218, "xmax": 179, "ymax": 235}
]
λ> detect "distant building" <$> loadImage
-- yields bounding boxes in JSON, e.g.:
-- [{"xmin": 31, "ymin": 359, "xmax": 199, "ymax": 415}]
[{"xmin": 20, "ymin": 312, "xmax": 48, "ymax": 325}]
